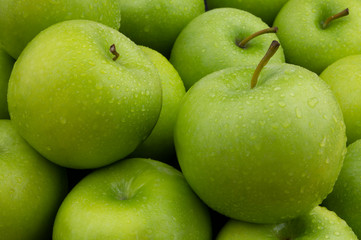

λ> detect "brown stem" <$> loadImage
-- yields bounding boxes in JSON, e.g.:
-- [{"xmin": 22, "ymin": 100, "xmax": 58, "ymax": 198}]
[
  {"xmin": 322, "ymin": 8, "xmax": 349, "ymax": 29},
  {"xmin": 238, "ymin": 27, "xmax": 278, "ymax": 48},
  {"xmin": 110, "ymin": 44, "xmax": 119, "ymax": 61},
  {"xmin": 251, "ymin": 40, "xmax": 280, "ymax": 89}
]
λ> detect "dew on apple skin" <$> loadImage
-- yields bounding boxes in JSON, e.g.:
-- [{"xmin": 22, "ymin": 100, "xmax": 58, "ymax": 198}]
[
  {"xmin": 295, "ymin": 107, "xmax": 302, "ymax": 119},
  {"xmin": 307, "ymin": 97, "xmax": 319, "ymax": 108},
  {"xmin": 278, "ymin": 101, "xmax": 286, "ymax": 108}
]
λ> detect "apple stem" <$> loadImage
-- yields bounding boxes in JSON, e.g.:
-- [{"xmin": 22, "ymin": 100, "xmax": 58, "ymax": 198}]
[
  {"xmin": 251, "ymin": 40, "xmax": 280, "ymax": 89},
  {"xmin": 110, "ymin": 44, "xmax": 119, "ymax": 61},
  {"xmin": 322, "ymin": 8, "xmax": 349, "ymax": 29},
  {"xmin": 238, "ymin": 27, "xmax": 278, "ymax": 49}
]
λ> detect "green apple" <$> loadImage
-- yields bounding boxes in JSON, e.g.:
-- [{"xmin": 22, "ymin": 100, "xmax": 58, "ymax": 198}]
[
  {"xmin": 320, "ymin": 54, "xmax": 361, "ymax": 144},
  {"xmin": 118, "ymin": 0, "xmax": 205, "ymax": 57},
  {"xmin": 53, "ymin": 158, "xmax": 212, "ymax": 239},
  {"xmin": 0, "ymin": 119, "xmax": 68, "ymax": 240},
  {"xmin": 323, "ymin": 139, "xmax": 361, "ymax": 238},
  {"xmin": 7, "ymin": 20, "xmax": 162, "ymax": 169},
  {"xmin": 0, "ymin": 0, "xmax": 121, "ymax": 59},
  {"xmin": 130, "ymin": 46, "xmax": 186, "ymax": 162},
  {"xmin": 206, "ymin": 0, "xmax": 289, "ymax": 26},
  {"xmin": 174, "ymin": 44, "xmax": 346, "ymax": 223},
  {"xmin": 0, "ymin": 48, "xmax": 14, "ymax": 119},
  {"xmin": 216, "ymin": 206, "xmax": 357, "ymax": 239},
  {"xmin": 170, "ymin": 8, "xmax": 285, "ymax": 90},
  {"xmin": 273, "ymin": 0, "xmax": 361, "ymax": 74}
]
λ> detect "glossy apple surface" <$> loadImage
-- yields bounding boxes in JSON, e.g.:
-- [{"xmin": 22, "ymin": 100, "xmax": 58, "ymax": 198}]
[
  {"xmin": 0, "ymin": 48, "xmax": 14, "ymax": 119},
  {"xmin": 7, "ymin": 20, "xmax": 162, "ymax": 169},
  {"xmin": 206, "ymin": 0, "xmax": 289, "ymax": 26},
  {"xmin": 170, "ymin": 8, "xmax": 284, "ymax": 90},
  {"xmin": 320, "ymin": 54, "xmax": 361, "ymax": 144},
  {"xmin": 131, "ymin": 46, "xmax": 186, "ymax": 162},
  {"xmin": 216, "ymin": 206, "xmax": 357, "ymax": 239},
  {"xmin": 0, "ymin": 120, "xmax": 68, "ymax": 240},
  {"xmin": 174, "ymin": 63, "xmax": 346, "ymax": 223},
  {"xmin": 118, "ymin": 0, "xmax": 204, "ymax": 57},
  {"xmin": 323, "ymin": 139, "xmax": 361, "ymax": 238},
  {"xmin": 274, "ymin": 0, "xmax": 361, "ymax": 74},
  {"xmin": 53, "ymin": 158, "xmax": 212, "ymax": 239},
  {"xmin": 0, "ymin": 0, "xmax": 121, "ymax": 59}
]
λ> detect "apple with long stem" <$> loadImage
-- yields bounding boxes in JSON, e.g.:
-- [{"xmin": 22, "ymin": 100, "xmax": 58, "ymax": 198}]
[{"xmin": 174, "ymin": 40, "xmax": 346, "ymax": 223}]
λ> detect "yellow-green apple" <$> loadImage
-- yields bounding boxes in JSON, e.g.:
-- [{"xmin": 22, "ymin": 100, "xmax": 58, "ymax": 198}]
[
  {"xmin": 174, "ymin": 42, "xmax": 346, "ymax": 223},
  {"xmin": 323, "ymin": 139, "xmax": 361, "ymax": 238},
  {"xmin": 0, "ymin": 0, "xmax": 121, "ymax": 59},
  {"xmin": 170, "ymin": 8, "xmax": 284, "ymax": 89},
  {"xmin": 118, "ymin": 0, "xmax": 205, "ymax": 57},
  {"xmin": 274, "ymin": 0, "xmax": 361, "ymax": 74},
  {"xmin": 320, "ymin": 54, "xmax": 361, "ymax": 144},
  {"xmin": 0, "ymin": 119, "xmax": 68, "ymax": 240},
  {"xmin": 216, "ymin": 206, "xmax": 357, "ymax": 239},
  {"xmin": 7, "ymin": 20, "xmax": 162, "ymax": 169},
  {"xmin": 53, "ymin": 158, "xmax": 212, "ymax": 239}
]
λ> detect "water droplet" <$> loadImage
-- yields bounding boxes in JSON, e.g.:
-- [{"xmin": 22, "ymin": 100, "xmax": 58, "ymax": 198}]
[
  {"xmin": 295, "ymin": 107, "xmax": 302, "ymax": 118},
  {"xmin": 307, "ymin": 97, "xmax": 319, "ymax": 108},
  {"xmin": 273, "ymin": 86, "xmax": 281, "ymax": 91},
  {"xmin": 278, "ymin": 101, "xmax": 286, "ymax": 107}
]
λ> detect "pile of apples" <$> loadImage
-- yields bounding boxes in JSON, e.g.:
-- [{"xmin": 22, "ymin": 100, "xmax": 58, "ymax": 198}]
[{"xmin": 1, "ymin": 0, "xmax": 361, "ymax": 239}]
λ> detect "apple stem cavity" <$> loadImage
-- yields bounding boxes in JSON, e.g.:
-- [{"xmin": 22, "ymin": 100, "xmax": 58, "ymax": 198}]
[
  {"xmin": 110, "ymin": 44, "xmax": 119, "ymax": 61},
  {"xmin": 238, "ymin": 27, "xmax": 278, "ymax": 49},
  {"xmin": 251, "ymin": 40, "xmax": 280, "ymax": 89},
  {"xmin": 322, "ymin": 8, "xmax": 349, "ymax": 29}
]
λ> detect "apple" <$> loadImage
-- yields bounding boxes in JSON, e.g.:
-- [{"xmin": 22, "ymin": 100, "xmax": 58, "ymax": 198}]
[
  {"xmin": 7, "ymin": 20, "xmax": 163, "ymax": 169},
  {"xmin": 0, "ymin": 48, "xmax": 14, "ymax": 119},
  {"xmin": 130, "ymin": 46, "xmax": 186, "ymax": 162},
  {"xmin": 0, "ymin": 0, "xmax": 122, "ymax": 59},
  {"xmin": 320, "ymin": 54, "xmax": 361, "ymax": 144},
  {"xmin": 323, "ymin": 139, "xmax": 361, "ymax": 238},
  {"xmin": 53, "ymin": 158, "xmax": 212, "ymax": 239},
  {"xmin": 0, "ymin": 119, "xmax": 68, "ymax": 240},
  {"xmin": 206, "ymin": 0, "xmax": 289, "ymax": 26},
  {"xmin": 216, "ymin": 206, "xmax": 357, "ymax": 239},
  {"xmin": 273, "ymin": 0, "xmax": 361, "ymax": 74},
  {"xmin": 174, "ymin": 41, "xmax": 346, "ymax": 223},
  {"xmin": 170, "ymin": 8, "xmax": 285, "ymax": 90},
  {"xmin": 118, "ymin": 0, "xmax": 205, "ymax": 57}
]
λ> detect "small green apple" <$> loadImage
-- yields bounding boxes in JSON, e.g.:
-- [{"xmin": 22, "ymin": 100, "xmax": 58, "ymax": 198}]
[
  {"xmin": 0, "ymin": 119, "xmax": 68, "ymax": 240},
  {"xmin": 216, "ymin": 206, "xmax": 357, "ymax": 239},
  {"xmin": 170, "ymin": 8, "xmax": 284, "ymax": 90},
  {"xmin": 7, "ymin": 20, "xmax": 162, "ymax": 169},
  {"xmin": 0, "ymin": 0, "xmax": 121, "ymax": 59},
  {"xmin": 130, "ymin": 46, "xmax": 186, "ymax": 162},
  {"xmin": 273, "ymin": 0, "xmax": 361, "ymax": 74},
  {"xmin": 118, "ymin": 0, "xmax": 205, "ymax": 57},
  {"xmin": 53, "ymin": 158, "xmax": 212, "ymax": 239},
  {"xmin": 320, "ymin": 54, "xmax": 361, "ymax": 144},
  {"xmin": 0, "ymin": 48, "xmax": 14, "ymax": 119},
  {"xmin": 323, "ymin": 139, "xmax": 361, "ymax": 238},
  {"xmin": 174, "ymin": 42, "xmax": 346, "ymax": 223},
  {"xmin": 206, "ymin": 0, "xmax": 289, "ymax": 26}
]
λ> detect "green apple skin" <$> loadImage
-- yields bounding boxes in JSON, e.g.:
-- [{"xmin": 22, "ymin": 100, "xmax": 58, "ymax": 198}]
[
  {"xmin": 0, "ymin": 48, "xmax": 14, "ymax": 119},
  {"xmin": 174, "ymin": 64, "xmax": 346, "ymax": 223},
  {"xmin": 7, "ymin": 20, "xmax": 162, "ymax": 169},
  {"xmin": 0, "ymin": 119, "xmax": 68, "ymax": 240},
  {"xmin": 206, "ymin": 0, "xmax": 289, "ymax": 26},
  {"xmin": 170, "ymin": 8, "xmax": 285, "ymax": 90},
  {"xmin": 273, "ymin": 0, "xmax": 361, "ymax": 75},
  {"xmin": 323, "ymin": 139, "xmax": 361, "ymax": 238},
  {"xmin": 216, "ymin": 206, "xmax": 357, "ymax": 240},
  {"xmin": 118, "ymin": 0, "xmax": 204, "ymax": 58},
  {"xmin": 320, "ymin": 55, "xmax": 361, "ymax": 144},
  {"xmin": 53, "ymin": 158, "xmax": 212, "ymax": 240},
  {"xmin": 130, "ymin": 46, "xmax": 186, "ymax": 162},
  {"xmin": 0, "ymin": 0, "xmax": 121, "ymax": 59}
]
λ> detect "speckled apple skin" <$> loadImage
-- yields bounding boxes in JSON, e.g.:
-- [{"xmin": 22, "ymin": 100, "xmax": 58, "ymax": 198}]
[
  {"xmin": 274, "ymin": 0, "xmax": 361, "ymax": 74},
  {"xmin": 7, "ymin": 20, "xmax": 162, "ymax": 169},
  {"xmin": 170, "ymin": 8, "xmax": 285, "ymax": 90},
  {"xmin": 174, "ymin": 64, "xmax": 346, "ymax": 223}
]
